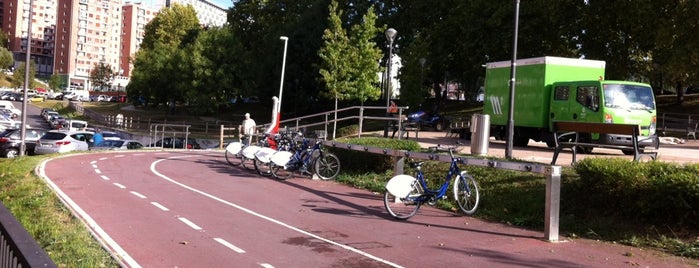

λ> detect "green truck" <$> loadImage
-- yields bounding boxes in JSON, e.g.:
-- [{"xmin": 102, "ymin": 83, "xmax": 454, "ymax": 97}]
[{"xmin": 483, "ymin": 56, "xmax": 657, "ymax": 151}]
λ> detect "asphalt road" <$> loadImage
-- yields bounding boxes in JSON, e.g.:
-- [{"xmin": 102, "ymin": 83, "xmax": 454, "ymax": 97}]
[{"xmin": 36, "ymin": 150, "xmax": 695, "ymax": 268}]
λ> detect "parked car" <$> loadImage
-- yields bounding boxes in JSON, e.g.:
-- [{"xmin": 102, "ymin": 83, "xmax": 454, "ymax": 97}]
[
  {"xmin": 90, "ymin": 95, "xmax": 108, "ymax": 102},
  {"xmin": 149, "ymin": 137, "xmax": 201, "ymax": 149},
  {"xmin": 28, "ymin": 95, "xmax": 45, "ymax": 102},
  {"xmin": 0, "ymin": 128, "xmax": 48, "ymax": 158},
  {"xmin": 47, "ymin": 91, "xmax": 63, "ymax": 100},
  {"xmin": 90, "ymin": 139, "xmax": 144, "ymax": 151},
  {"xmin": 34, "ymin": 130, "xmax": 95, "ymax": 155},
  {"xmin": 101, "ymin": 131, "xmax": 123, "ymax": 140},
  {"xmin": 406, "ymin": 110, "xmax": 448, "ymax": 131}
]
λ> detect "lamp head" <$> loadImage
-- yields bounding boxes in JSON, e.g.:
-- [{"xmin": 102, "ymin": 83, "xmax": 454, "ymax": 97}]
[
  {"xmin": 385, "ymin": 28, "xmax": 397, "ymax": 42},
  {"xmin": 280, "ymin": 36, "xmax": 289, "ymax": 41}
]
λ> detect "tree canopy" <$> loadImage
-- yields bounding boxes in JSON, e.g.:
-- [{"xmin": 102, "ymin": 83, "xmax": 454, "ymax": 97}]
[{"xmin": 128, "ymin": 0, "xmax": 699, "ymax": 115}]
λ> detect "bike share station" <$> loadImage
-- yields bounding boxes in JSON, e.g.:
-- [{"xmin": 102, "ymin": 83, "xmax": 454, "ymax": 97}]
[{"xmin": 319, "ymin": 113, "xmax": 563, "ymax": 242}]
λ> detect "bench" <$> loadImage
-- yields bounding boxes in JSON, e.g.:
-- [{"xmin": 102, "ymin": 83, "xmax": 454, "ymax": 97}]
[
  {"xmin": 551, "ymin": 121, "xmax": 659, "ymax": 165},
  {"xmin": 446, "ymin": 118, "xmax": 470, "ymax": 138},
  {"xmin": 390, "ymin": 115, "xmax": 419, "ymax": 140},
  {"xmin": 658, "ymin": 116, "xmax": 698, "ymax": 140}
]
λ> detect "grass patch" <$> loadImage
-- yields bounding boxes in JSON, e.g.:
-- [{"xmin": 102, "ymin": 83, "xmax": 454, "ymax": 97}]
[{"xmin": 0, "ymin": 157, "xmax": 118, "ymax": 267}]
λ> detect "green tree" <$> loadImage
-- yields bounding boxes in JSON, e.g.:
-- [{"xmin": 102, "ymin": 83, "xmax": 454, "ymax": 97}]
[
  {"xmin": 12, "ymin": 62, "xmax": 36, "ymax": 89},
  {"xmin": 90, "ymin": 62, "xmax": 114, "ymax": 91},
  {"xmin": 348, "ymin": 5, "xmax": 383, "ymax": 104},
  {"xmin": 0, "ymin": 30, "xmax": 8, "ymax": 48},
  {"xmin": 130, "ymin": 3, "xmax": 200, "ymax": 111},
  {"xmin": 318, "ymin": 1, "xmax": 353, "ymax": 102},
  {"xmin": 48, "ymin": 74, "xmax": 61, "ymax": 91},
  {"xmin": 0, "ymin": 47, "xmax": 13, "ymax": 70}
]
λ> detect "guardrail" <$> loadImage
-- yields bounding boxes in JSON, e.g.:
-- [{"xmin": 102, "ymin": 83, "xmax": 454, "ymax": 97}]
[
  {"xmin": 321, "ymin": 139, "xmax": 563, "ymax": 242},
  {"xmin": 0, "ymin": 202, "xmax": 56, "ymax": 267}
]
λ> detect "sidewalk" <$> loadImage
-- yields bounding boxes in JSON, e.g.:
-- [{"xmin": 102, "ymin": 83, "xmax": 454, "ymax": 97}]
[{"xmin": 385, "ymin": 130, "xmax": 699, "ymax": 166}]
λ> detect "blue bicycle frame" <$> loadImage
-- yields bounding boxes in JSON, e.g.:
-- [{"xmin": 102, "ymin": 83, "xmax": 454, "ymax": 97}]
[{"xmin": 410, "ymin": 155, "xmax": 467, "ymax": 203}]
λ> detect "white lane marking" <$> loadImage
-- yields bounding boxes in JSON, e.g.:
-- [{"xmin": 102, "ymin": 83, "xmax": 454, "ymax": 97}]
[
  {"xmin": 130, "ymin": 191, "xmax": 147, "ymax": 199},
  {"xmin": 95, "ymin": 169, "xmax": 102, "ymax": 174},
  {"xmin": 151, "ymin": 156, "xmax": 403, "ymax": 268},
  {"xmin": 259, "ymin": 263, "xmax": 275, "ymax": 268},
  {"xmin": 36, "ymin": 157, "xmax": 141, "ymax": 268},
  {"xmin": 90, "ymin": 160, "xmax": 98, "ymax": 164},
  {"xmin": 113, "ymin": 183, "xmax": 126, "ymax": 189},
  {"xmin": 114, "ymin": 155, "xmax": 125, "ymax": 158},
  {"xmin": 99, "ymin": 157, "xmax": 109, "ymax": 161},
  {"xmin": 92, "ymin": 164, "xmax": 98, "ymax": 169},
  {"xmin": 178, "ymin": 217, "xmax": 202, "ymax": 230},
  {"xmin": 100, "ymin": 175, "xmax": 110, "ymax": 181},
  {"xmin": 214, "ymin": 238, "xmax": 246, "ymax": 253},
  {"xmin": 151, "ymin": 202, "xmax": 169, "ymax": 211}
]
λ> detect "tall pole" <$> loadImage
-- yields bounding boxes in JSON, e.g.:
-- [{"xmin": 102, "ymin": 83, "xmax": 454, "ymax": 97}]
[
  {"xmin": 19, "ymin": 0, "xmax": 34, "ymax": 157},
  {"xmin": 278, "ymin": 36, "xmax": 289, "ymax": 109},
  {"xmin": 383, "ymin": 28, "xmax": 397, "ymax": 138},
  {"xmin": 419, "ymin": 58, "xmax": 426, "ymax": 94},
  {"xmin": 505, "ymin": 0, "xmax": 521, "ymax": 159}
]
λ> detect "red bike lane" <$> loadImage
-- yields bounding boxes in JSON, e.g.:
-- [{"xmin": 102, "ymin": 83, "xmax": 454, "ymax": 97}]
[{"xmin": 37, "ymin": 151, "xmax": 695, "ymax": 267}]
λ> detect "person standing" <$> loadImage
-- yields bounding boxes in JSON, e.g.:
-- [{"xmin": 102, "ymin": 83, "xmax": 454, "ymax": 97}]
[
  {"xmin": 241, "ymin": 113, "xmax": 256, "ymax": 145},
  {"xmin": 93, "ymin": 129, "xmax": 104, "ymax": 146}
]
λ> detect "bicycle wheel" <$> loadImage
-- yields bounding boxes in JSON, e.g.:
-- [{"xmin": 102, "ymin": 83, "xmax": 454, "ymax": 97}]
[
  {"xmin": 254, "ymin": 158, "xmax": 273, "ymax": 176},
  {"xmin": 383, "ymin": 187, "xmax": 421, "ymax": 220},
  {"xmin": 271, "ymin": 163, "xmax": 295, "ymax": 180},
  {"xmin": 453, "ymin": 172, "xmax": 480, "ymax": 215},
  {"xmin": 313, "ymin": 153, "xmax": 340, "ymax": 180},
  {"xmin": 225, "ymin": 151, "xmax": 243, "ymax": 166},
  {"xmin": 241, "ymin": 156, "xmax": 256, "ymax": 170}
]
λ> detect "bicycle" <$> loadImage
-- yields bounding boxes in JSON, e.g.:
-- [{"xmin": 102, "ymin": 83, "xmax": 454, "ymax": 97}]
[
  {"xmin": 224, "ymin": 133, "xmax": 265, "ymax": 170},
  {"xmin": 383, "ymin": 145, "xmax": 479, "ymax": 220},
  {"xmin": 271, "ymin": 134, "xmax": 341, "ymax": 181},
  {"xmin": 253, "ymin": 131, "xmax": 295, "ymax": 176}
]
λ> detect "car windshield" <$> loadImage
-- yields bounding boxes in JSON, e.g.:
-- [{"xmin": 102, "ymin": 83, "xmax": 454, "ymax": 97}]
[{"xmin": 603, "ymin": 84, "xmax": 656, "ymax": 110}]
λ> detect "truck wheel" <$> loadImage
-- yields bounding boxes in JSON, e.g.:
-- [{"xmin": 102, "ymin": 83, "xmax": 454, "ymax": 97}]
[
  {"xmin": 435, "ymin": 121, "xmax": 444, "ymax": 132},
  {"xmin": 513, "ymin": 136, "xmax": 529, "ymax": 147},
  {"xmin": 576, "ymin": 146, "xmax": 594, "ymax": 154}
]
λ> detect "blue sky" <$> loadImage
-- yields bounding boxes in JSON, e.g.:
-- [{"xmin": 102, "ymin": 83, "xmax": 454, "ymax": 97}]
[{"xmin": 211, "ymin": 0, "xmax": 234, "ymax": 8}]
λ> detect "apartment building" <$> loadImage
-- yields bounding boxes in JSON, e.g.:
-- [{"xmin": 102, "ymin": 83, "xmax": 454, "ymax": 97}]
[
  {"xmin": 163, "ymin": 0, "xmax": 226, "ymax": 27},
  {"xmin": 1, "ymin": 0, "xmax": 57, "ymax": 77},
  {"xmin": 0, "ymin": 0, "xmax": 226, "ymax": 90},
  {"xmin": 117, "ymin": 2, "xmax": 157, "ymax": 86}
]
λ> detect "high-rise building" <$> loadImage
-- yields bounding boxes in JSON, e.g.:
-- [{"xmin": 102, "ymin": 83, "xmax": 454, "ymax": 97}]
[
  {"xmin": 54, "ymin": 0, "xmax": 123, "ymax": 90},
  {"xmin": 118, "ymin": 2, "xmax": 157, "ymax": 88},
  {"xmin": 1, "ymin": 0, "xmax": 58, "ymax": 77},
  {"xmin": 0, "ymin": 0, "xmax": 227, "ymax": 91},
  {"xmin": 163, "ymin": 0, "xmax": 226, "ymax": 27}
]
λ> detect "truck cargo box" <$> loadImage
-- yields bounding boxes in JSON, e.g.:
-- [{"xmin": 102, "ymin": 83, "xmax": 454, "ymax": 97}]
[{"xmin": 484, "ymin": 56, "xmax": 605, "ymax": 128}]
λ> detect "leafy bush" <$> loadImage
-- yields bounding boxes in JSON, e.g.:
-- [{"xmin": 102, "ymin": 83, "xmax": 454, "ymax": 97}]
[
  {"xmin": 572, "ymin": 158, "xmax": 698, "ymax": 227},
  {"xmin": 332, "ymin": 137, "xmax": 421, "ymax": 173}
]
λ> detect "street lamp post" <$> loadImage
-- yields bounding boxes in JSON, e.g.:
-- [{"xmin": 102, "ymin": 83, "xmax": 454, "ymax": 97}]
[
  {"xmin": 419, "ymin": 58, "xmax": 426, "ymax": 95},
  {"xmin": 278, "ymin": 36, "xmax": 289, "ymax": 108},
  {"xmin": 19, "ymin": 0, "xmax": 34, "ymax": 157},
  {"xmin": 383, "ymin": 28, "xmax": 397, "ymax": 138},
  {"xmin": 272, "ymin": 36, "xmax": 289, "ymax": 134}
]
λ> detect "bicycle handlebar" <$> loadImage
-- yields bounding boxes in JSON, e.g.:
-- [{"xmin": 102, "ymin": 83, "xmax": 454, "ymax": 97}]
[{"xmin": 427, "ymin": 144, "xmax": 458, "ymax": 158}]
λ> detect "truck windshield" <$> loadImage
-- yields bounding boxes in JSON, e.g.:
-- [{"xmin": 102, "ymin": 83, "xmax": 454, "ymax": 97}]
[{"xmin": 603, "ymin": 84, "xmax": 655, "ymax": 110}]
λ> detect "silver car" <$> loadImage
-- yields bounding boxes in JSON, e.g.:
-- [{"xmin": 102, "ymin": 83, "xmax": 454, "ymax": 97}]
[{"xmin": 34, "ymin": 130, "xmax": 94, "ymax": 155}]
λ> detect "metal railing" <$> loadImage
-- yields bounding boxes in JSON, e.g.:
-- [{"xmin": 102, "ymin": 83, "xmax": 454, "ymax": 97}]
[
  {"xmin": 258, "ymin": 105, "xmax": 410, "ymax": 140},
  {"xmin": 320, "ymin": 139, "xmax": 562, "ymax": 242},
  {"xmin": 0, "ymin": 202, "xmax": 56, "ymax": 267}
]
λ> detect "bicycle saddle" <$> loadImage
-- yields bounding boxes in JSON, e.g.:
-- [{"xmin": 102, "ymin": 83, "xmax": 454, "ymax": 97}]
[{"xmin": 408, "ymin": 161, "xmax": 424, "ymax": 168}]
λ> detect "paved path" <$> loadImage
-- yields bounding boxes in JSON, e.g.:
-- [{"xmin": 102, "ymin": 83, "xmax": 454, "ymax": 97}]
[{"xmin": 38, "ymin": 151, "xmax": 696, "ymax": 267}]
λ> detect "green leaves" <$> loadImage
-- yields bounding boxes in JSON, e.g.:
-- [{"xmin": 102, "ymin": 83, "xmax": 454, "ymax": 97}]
[{"xmin": 318, "ymin": 1, "xmax": 383, "ymax": 103}]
